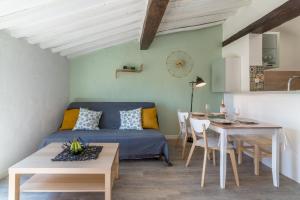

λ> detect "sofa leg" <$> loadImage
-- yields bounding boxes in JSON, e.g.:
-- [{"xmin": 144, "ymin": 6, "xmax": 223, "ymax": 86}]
[
  {"xmin": 165, "ymin": 160, "xmax": 173, "ymax": 167},
  {"xmin": 162, "ymin": 156, "xmax": 173, "ymax": 166}
]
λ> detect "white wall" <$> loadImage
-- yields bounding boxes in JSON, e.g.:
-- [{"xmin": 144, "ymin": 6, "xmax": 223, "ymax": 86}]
[
  {"xmin": 223, "ymin": 0, "xmax": 300, "ymax": 183},
  {"xmin": 278, "ymin": 31, "xmax": 300, "ymax": 70},
  {"xmin": 0, "ymin": 31, "xmax": 70, "ymax": 178},
  {"xmin": 276, "ymin": 30, "xmax": 300, "ymax": 70},
  {"xmin": 272, "ymin": 17, "xmax": 300, "ymax": 70}
]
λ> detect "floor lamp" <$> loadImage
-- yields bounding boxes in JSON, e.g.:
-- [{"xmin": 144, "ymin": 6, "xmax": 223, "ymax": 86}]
[
  {"xmin": 187, "ymin": 77, "xmax": 206, "ymax": 142},
  {"xmin": 189, "ymin": 76, "xmax": 206, "ymax": 112}
]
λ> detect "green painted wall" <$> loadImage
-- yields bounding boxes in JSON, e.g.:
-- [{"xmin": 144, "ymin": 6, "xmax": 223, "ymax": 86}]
[{"xmin": 70, "ymin": 26, "xmax": 223, "ymax": 135}]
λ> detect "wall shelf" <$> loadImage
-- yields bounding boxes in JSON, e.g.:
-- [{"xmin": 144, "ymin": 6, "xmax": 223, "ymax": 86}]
[{"xmin": 115, "ymin": 64, "xmax": 143, "ymax": 79}]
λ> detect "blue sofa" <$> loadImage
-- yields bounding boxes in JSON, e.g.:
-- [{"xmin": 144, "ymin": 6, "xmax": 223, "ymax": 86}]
[{"xmin": 40, "ymin": 102, "xmax": 171, "ymax": 165}]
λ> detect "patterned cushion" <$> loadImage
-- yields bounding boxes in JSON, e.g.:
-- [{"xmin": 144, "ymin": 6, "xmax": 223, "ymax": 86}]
[
  {"xmin": 119, "ymin": 108, "xmax": 143, "ymax": 130},
  {"xmin": 73, "ymin": 108, "xmax": 102, "ymax": 130}
]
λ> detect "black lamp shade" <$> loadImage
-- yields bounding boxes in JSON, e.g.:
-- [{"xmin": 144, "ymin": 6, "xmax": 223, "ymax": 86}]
[{"xmin": 195, "ymin": 76, "xmax": 206, "ymax": 87}]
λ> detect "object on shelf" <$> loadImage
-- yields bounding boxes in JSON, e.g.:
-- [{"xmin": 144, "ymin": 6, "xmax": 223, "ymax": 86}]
[{"xmin": 116, "ymin": 64, "xmax": 143, "ymax": 78}]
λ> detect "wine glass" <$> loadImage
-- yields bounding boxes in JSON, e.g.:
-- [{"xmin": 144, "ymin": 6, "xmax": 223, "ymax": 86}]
[
  {"xmin": 234, "ymin": 107, "xmax": 240, "ymax": 121},
  {"xmin": 205, "ymin": 104, "xmax": 210, "ymax": 115}
]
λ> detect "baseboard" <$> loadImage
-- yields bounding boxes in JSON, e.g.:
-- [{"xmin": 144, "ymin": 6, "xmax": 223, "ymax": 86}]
[{"xmin": 165, "ymin": 135, "xmax": 178, "ymax": 140}]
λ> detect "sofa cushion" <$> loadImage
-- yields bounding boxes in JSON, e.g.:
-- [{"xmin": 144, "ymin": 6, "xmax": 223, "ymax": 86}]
[
  {"xmin": 73, "ymin": 108, "xmax": 102, "ymax": 130},
  {"xmin": 60, "ymin": 109, "xmax": 80, "ymax": 130},
  {"xmin": 68, "ymin": 102, "xmax": 156, "ymax": 129},
  {"xmin": 142, "ymin": 107, "xmax": 159, "ymax": 129},
  {"xmin": 120, "ymin": 108, "xmax": 143, "ymax": 130}
]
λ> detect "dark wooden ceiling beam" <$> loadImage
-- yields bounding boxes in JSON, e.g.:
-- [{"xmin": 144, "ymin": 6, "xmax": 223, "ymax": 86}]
[
  {"xmin": 140, "ymin": 0, "xmax": 169, "ymax": 50},
  {"xmin": 222, "ymin": 0, "xmax": 300, "ymax": 47}
]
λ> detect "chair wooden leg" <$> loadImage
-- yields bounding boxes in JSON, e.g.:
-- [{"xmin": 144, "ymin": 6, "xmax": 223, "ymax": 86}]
[
  {"xmin": 185, "ymin": 143, "xmax": 196, "ymax": 167},
  {"xmin": 229, "ymin": 150, "xmax": 240, "ymax": 187},
  {"xmin": 175, "ymin": 131, "xmax": 181, "ymax": 147},
  {"xmin": 254, "ymin": 144, "xmax": 261, "ymax": 176},
  {"xmin": 182, "ymin": 133, "xmax": 188, "ymax": 159},
  {"xmin": 237, "ymin": 140, "xmax": 243, "ymax": 165},
  {"xmin": 207, "ymin": 149, "xmax": 211, "ymax": 160},
  {"xmin": 212, "ymin": 149, "xmax": 216, "ymax": 166},
  {"xmin": 201, "ymin": 149, "xmax": 208, "ymax": 187}
]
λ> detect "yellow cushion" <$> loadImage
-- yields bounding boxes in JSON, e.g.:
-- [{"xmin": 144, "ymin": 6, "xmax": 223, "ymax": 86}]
[
  {"xmin": 60, "ymin": 109, "xmax": 80, "ymax": 130},
  {"xmin": 142, "ymin": 107, "xmax": 159, "ymax": 129}
]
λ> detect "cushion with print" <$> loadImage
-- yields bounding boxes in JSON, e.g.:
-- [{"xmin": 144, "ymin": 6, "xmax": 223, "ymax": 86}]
[
  {"xmin": 119, "ymin": 108, "xmax": 143, "ymax": 130},
  {"xmin": 73, "ymin": 108, "xmax": 102, "ymax": 130}
]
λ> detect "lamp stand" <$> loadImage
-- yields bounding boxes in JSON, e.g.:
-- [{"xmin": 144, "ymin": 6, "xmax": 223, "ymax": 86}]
[
  {"xmin": 188, "ymin": 82, "xmax": 196, "ymax": 143},
  {"xmin": 190, "ymin": 81, "xmax": 196, "ymax": 112},
  {"xmin": 188, "ymin": 77, "xmax": 206, "ymax": 143}
]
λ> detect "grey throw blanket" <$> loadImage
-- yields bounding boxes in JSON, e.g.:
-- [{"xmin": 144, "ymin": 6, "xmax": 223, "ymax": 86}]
[{"xmin": 40, "ymin": 129, "xmax": 171, "ymax": 165}]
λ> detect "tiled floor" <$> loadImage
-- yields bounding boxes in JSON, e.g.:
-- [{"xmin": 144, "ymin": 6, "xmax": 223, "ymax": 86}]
[{"xmin": 1, "ymin": 140, "xmax": 300, "ymax": 200}]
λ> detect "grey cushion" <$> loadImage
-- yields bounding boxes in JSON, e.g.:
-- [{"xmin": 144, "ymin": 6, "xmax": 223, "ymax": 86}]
[{"xmin": 68, "ymin": 102, "xmax": 155, "ymax": 129}]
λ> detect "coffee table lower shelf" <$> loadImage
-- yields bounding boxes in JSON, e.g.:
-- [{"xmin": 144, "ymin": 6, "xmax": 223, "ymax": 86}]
[{"xmin": 21, "ymin": 174, "xmax": 105, "ymax": 193}]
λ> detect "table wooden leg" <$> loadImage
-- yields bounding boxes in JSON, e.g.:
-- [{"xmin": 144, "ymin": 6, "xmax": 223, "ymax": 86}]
[
  {"xmin": 220, "ymin": 130, "xmax": 228, "ymax": 189},
  {"xmin": 272, "ymin": 129, "xmax": 280, "ymax": 187},
  {"xmin": 182, "ymin": 133, "xmax": 188, "ymax": 159},
  {"xmin": 237, "ymin": 140, "xmax": 243, "ymax": 165},
  {"xmin": 105, "ymin": 171, "xmax": 112, "ymax": 200},
  {"xmin": 9, "ymin": 172, "xmax": 20, "ymax": 200},
  {"xmin": 115, "ymin": 148, "xmax": 119, "ymax": 180},
  {"xmin": 212, "ymin": 150, "xmax": 216, "ymax": 166},
  {"xmin": 254, "ymin": 144, "xmax": 261, "ymax": 176}
]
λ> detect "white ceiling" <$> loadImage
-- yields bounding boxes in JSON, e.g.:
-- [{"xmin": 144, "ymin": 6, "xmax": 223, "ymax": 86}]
[{"xmin": 0, "ymin": 0, "xmax": 251, "ymax": 58}]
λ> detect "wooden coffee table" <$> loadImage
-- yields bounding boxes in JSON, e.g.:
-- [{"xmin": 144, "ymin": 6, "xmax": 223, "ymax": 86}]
[{"xmin": 9, "ymin": 143, "xmax": 119, "ymax": 200}]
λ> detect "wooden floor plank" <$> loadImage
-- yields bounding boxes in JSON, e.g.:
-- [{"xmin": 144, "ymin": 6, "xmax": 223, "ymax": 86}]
[{"xmin": 1, "ymin": 140, "xmax": 300, "ymax": 200}]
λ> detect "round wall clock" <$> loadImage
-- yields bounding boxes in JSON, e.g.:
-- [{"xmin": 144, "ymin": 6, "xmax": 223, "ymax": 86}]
[{"xmin": 166, "ymin": 50, "xmax": 193, "ymax": 78}]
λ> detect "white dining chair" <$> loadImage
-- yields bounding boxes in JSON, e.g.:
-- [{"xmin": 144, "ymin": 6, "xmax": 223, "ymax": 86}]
[
  {"xmin": 186, "ymin": 118, "xmax": 240, "ymax": 187},
  {"xmin": 177, "ymin": 110, "xmax": 190, "ymax": 159}
]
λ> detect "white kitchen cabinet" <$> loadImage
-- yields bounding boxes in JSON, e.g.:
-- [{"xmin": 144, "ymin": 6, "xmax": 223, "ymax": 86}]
[
  {"xmin": 262, "ymin": 33, "xmax": 279, "ymax": 67},
  {"xmin": 212, "ymin": 57, "xmax": 241, "ymax": 92},
  {"xmin": 249, "ymin": 34, "xmax": 263, "ymax": 66}
]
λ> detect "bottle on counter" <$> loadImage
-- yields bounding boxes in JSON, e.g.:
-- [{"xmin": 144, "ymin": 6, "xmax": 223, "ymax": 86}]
[{"xmin": 220, "ymin": 99, "xmax": 227, "ymax": 114}]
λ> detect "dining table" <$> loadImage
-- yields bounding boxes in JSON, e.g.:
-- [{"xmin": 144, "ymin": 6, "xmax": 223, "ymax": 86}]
[{"xmin": 192, "ymin": 114, "xmax": 282, "ymax": 189}]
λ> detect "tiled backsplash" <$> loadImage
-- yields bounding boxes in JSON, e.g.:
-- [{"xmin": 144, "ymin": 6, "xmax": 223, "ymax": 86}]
[{"xmin": 250, "ymin": 66, "xmax": 266, "ymax": 91}]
